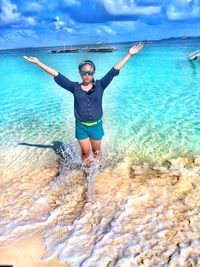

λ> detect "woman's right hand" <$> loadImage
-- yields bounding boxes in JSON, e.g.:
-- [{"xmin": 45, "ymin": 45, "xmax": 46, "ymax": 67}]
[{"xmin": 23, "ymin": 56, "xmax": 40, "ymax": 64}]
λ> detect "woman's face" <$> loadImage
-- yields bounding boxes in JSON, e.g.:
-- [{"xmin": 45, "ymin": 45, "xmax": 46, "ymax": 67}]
[{"xmin": 80, "ymin": 64, "xmax": 95, "ymax": 84}]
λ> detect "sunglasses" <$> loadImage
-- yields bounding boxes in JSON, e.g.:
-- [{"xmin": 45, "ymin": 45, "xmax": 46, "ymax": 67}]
[{"xmin": 80, "ymin": 71, "xmax": 95, "ymax": 76}]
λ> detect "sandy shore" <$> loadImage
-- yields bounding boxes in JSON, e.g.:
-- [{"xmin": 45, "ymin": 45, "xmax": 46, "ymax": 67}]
[
  {"xmin": 0, "ymin": 155, "xmax": 200, "ymax": 266},
  {"xmin": 0, "ymin": 231, "xmax": 68, "ymax": 267}
]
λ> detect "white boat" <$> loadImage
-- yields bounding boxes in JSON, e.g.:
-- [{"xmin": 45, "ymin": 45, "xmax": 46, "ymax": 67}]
[
  {"xmin": 83, "ymin": 41, "xmax": 117, "ymax": 53},
  {"xmin": 49, "ymin": 45, "xmax": 80, "ymax": 53},
  {"xmin": 84, "ymin": 47, "xmax": 117, "ymax": 52},
  {"xmin": 187, "ymin": 50, "xmax": 200, "ymax": 60}
]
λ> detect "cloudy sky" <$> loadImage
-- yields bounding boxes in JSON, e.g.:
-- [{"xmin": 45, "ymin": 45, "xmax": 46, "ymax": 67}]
[{"xmin": 0, "ymin": 0, "xmax": 200, "ymax": 49}]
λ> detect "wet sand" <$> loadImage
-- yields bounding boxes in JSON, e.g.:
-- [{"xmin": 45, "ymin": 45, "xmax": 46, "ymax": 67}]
[
  {"xmin": 0, "ymin": 156, "xmax": 200, "ymax": 266},
  {"xmin": 0, "ymin": 231, "xmax": 67, "ymax": 267}
]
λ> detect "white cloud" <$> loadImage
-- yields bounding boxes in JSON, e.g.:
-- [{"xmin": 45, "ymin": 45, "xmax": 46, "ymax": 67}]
[
  {"xmin": 167, "ymin": 1, "xmax": 200, "ymax": 20},
  {"xmin": 93, "ymin": 21, "xmax": 139, "ymax": 40},
  {"xmin": 72, "ymin": 20, "xmax": 137, "ymax": 39},
  {"xmin": 20, "ymin": 29, "xmax": 38, "ymax": 39},
  {"xmin": 54, "ymin": 16, "xmax": 66, "ymax": 31},
  {"xmin": 53, "ymin": 16, "xmax": 74, "ymax": 33},
  {"xmin": 111, "ymin": 21, "xmax": 136, "ymax": 31},
  {"xmin": 2, "ymin": 29, "xmax": 39, "ymax": 41},
  {"xmin": 25, "ymin": 17, "xmax": 36, "ymax": 25},
  {"xmin": 23, "ymin": 2, "xmax": 43, "ymax": 12},
  {"xmin": 65, "ymin": 27, "xmax": 73, "ymax": 33},
  {"xmin": 102, "ymin": 0, "xmax": 161, "ymax": 16},
  {"xmin": 11, "ymin": 16, "xmax": 36, "ymax": 28},
  {"xmin": 0, "ymin": 0, "xmax": 37, "ymax": 27},
  {"xmin": 64, "ymin": 0, "xmax": 80, "ymax": 6},
  {"xmin": 191, "ymin": 0, "xmax": 200, "ymax": 17},
  {"xmin": 167, "ymin": 5, "xmax": 185, "ymax": 20},
  {"xmin": 97, "ymin": 25, "xmax": 116, "ymax": 35},
  {"xmin": 0, "ymin": 0, "xmax": 21, "ymax": 23}
]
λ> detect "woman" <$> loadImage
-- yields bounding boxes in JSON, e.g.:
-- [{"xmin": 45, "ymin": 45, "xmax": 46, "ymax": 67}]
[{"xmin": 23, "ymin": 43, "xmax": 144, "ymax": 165}]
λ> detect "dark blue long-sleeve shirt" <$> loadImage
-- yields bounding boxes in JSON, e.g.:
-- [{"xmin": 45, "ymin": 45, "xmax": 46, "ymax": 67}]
[{"xmin": 54, "ymin": 67, "xmax": 119, "ymax": 122}]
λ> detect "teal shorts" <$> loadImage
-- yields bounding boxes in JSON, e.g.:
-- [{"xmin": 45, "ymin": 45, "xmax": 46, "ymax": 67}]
[{"xmin": 75, "ymin": 119, "xmax": 104, "ymax": 140}]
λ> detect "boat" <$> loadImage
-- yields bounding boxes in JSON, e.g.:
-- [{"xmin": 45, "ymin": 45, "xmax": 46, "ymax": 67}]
[
  {"xmin": 83, "ymin": 42, "xmax": 117, "ymax": 52},
  {"xmin": 65, "ymin": 48, "xmax": 80, "ymax": 53},
  {"xmin": 84, "ymin": 47, "xmax": 116, "ymax": 52},
  {"xmin": 49, "ymin": 46, "xmax": 80, "ymax": 53},
  {"xmin": 187, "ymin": 50, "xmax": 200, "ymax": 60}
]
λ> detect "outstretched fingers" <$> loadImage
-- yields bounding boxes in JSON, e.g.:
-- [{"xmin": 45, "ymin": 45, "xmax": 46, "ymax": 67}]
[
  {"xmin": 23, "ymin": 56, "xmax": 39, "ymax": 63},
  {"xmin": 136, "ymin": 42, "xmax": 144, "ymax": 49},
  {"xmin": 129, "ymin": 43, "xmax": 144, "ymax": 55},
  {"xmin": 135, "ymin": 43, "xmax": 144, "ymax": 50}
]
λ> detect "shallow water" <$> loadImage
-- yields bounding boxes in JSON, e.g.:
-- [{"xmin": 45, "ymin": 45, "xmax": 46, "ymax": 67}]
[
  {"xmin": 1, "ymin": 40, "xmax": 200, "ymax": 167},
  {"xmin": 0, "ymin": 40, "xmax": 200, "ymax": 266}
]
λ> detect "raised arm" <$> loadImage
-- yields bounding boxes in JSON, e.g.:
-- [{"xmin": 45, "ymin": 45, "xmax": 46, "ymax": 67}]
[
  {"xmin": 23, "ymin": 56, "xmax": 58, "ymax": 77},
  {"xmin": 114, "ymin": 43, "xmax": 144, "ymax": 70},
  {"xmin": 23, "ymin": 56, "xmax": 76, "ymax": 93}
]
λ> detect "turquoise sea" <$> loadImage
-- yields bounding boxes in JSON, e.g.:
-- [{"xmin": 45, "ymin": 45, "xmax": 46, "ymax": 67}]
[
  {"xmin": 0, "ymin": 39, "xmax": 200, "ymax": 168},
  {"xmin": 1, "ymin": 40, "xmax": 200, "ymax": 266}
]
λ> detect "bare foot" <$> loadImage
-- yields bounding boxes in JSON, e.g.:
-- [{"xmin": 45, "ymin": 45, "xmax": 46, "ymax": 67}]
[
  {"xmin": 82, "ymin": 157, "xmax": 92, "ymax": 169},
  {"xmin": 93, "ymin": 150, "xmax": 102, "ymax": 162}
]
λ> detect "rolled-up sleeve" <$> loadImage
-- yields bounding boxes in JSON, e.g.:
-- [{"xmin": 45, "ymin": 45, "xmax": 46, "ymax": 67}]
[
  {"xmin": 54, "ymin": 73, "xmax": 76, "ymax": 93},
  {"xmin": 99, "ymin": 67, "xmax": 120, "ymax": 90}
]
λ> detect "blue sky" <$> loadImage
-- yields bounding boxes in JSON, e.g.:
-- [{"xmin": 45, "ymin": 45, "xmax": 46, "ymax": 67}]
[{"xmin": 0, "ymin": 0, "xmax": 200, "ymax": 49}]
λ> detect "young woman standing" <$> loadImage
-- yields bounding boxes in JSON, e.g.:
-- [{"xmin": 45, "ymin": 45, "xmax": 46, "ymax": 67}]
[{"xmin": 23, "ymin": 43, "xmax": 144, "ymax": 165}]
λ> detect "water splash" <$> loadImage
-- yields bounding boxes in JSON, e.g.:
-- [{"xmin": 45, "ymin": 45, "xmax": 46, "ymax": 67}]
[
  {"xmin": 42, "ymin": 158, "xmax": 200, "ymax": 267},
  {"xmin": 1, "ymin": 155, "xmax": 200, "ymax": 266}
]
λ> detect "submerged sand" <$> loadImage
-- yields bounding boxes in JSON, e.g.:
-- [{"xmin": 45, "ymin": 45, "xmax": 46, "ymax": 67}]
[{"xmin": 0, "ymin": 156, "xmax": 200, "ymax": 266}]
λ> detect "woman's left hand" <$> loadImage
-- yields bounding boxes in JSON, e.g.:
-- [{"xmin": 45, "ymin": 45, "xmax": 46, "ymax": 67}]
[{"xmin": 129, "ymin": 43, "xmax": 144, "ymax": 56}]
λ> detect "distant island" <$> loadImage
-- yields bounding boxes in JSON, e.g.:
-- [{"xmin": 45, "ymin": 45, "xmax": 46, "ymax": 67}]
[{"xmin": 157, "ymin": 35, "xmax": 200, "ymax": 41}]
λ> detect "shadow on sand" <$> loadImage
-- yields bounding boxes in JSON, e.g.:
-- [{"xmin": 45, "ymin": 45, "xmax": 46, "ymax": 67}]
[{"xmin": 18, "ymin": 141, "xmax": 71, "ymax": 160}]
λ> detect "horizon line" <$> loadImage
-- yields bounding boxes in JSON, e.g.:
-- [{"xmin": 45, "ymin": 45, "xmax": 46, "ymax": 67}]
[{"xmin": 0, "ymin": 35, "xmax": 199, "ymax": 51}]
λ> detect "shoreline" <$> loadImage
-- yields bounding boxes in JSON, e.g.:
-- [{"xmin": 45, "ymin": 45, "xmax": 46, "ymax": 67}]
[{"xmin": 0, "ymin": 155, "xmax": 200, "ymax": 266}]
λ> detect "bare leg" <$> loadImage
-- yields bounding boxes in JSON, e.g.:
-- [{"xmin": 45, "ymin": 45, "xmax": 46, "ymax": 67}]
[
  {"xmin": 90, "ymin": 139, "xmax": 102, "ymax": 162},
  {"xmin": 78, "ymin": 138, "xmax": 91, "ymax": 165}
]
